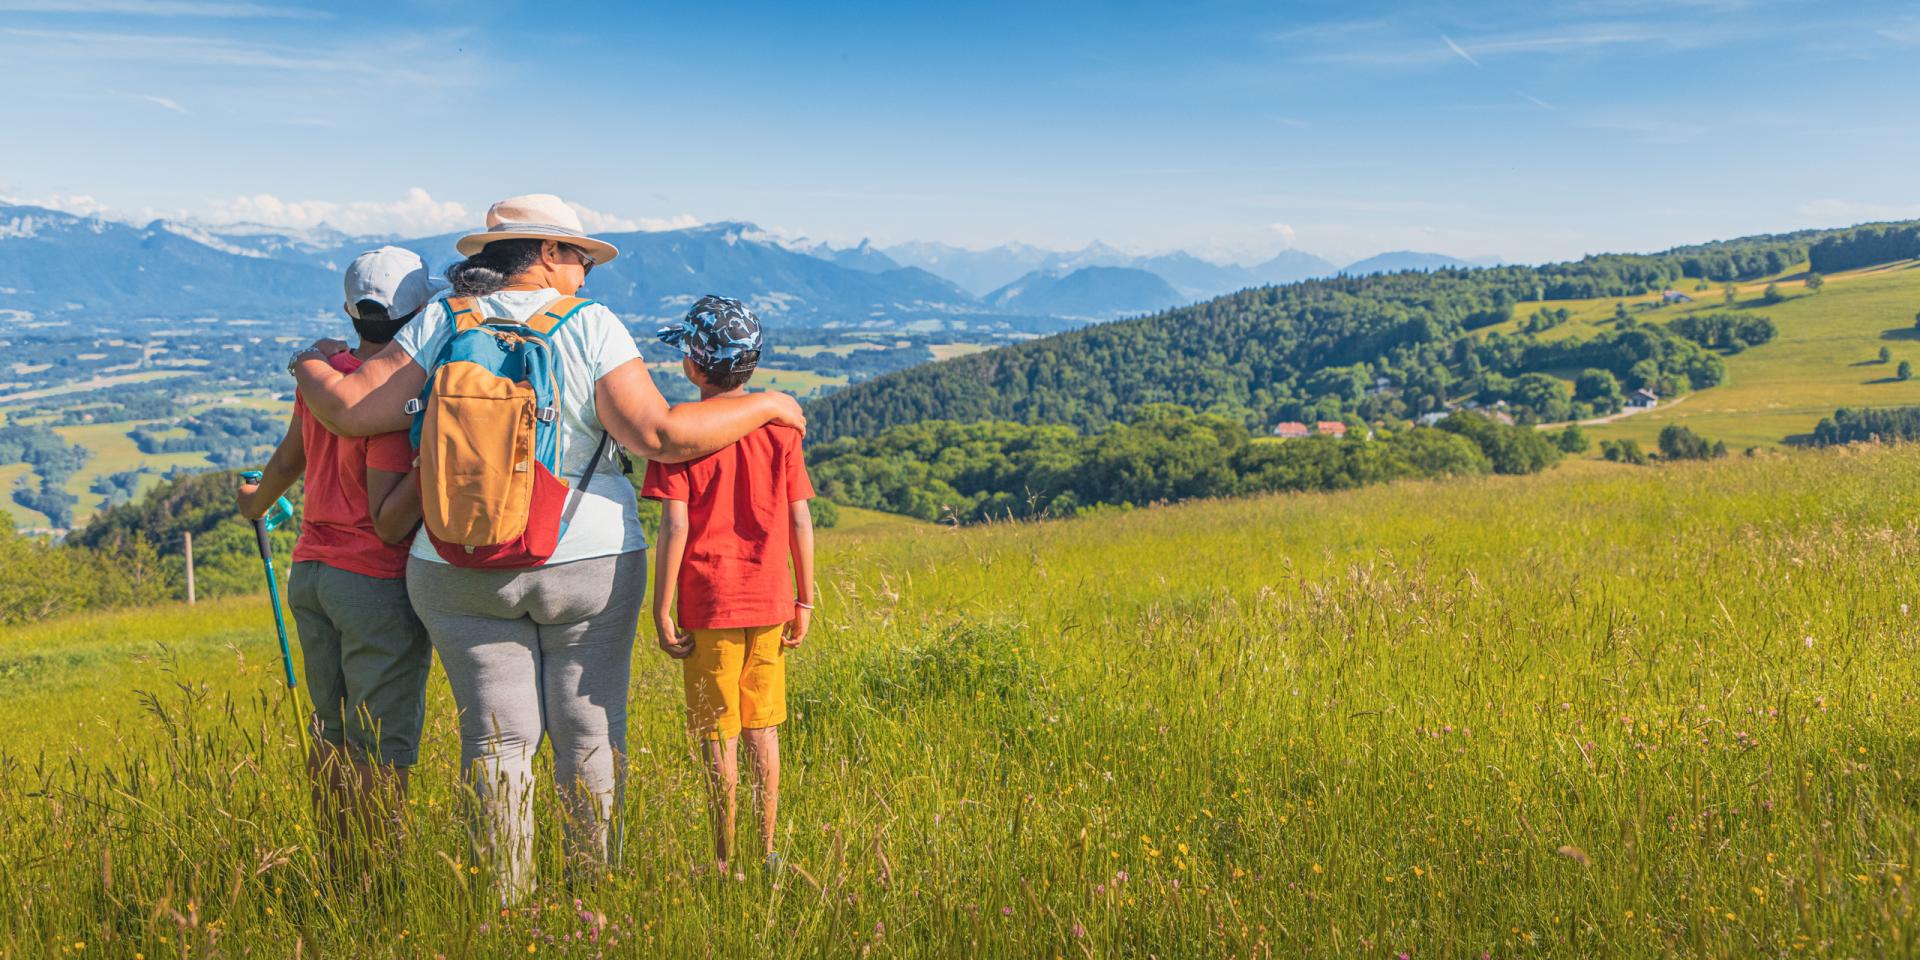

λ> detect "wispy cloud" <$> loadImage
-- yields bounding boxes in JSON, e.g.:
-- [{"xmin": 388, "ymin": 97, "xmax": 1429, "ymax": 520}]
[
  {"xmin": 1441, "ymin": 33, "xmax": 1481, "ymax": 67},
  {"xmin": 1584, "ymin": 116, "xmax": 1701, "ymax": 144},
  {"xmin": 6, "ymin": 27, "xmax": 360, "ymax": 73},
  {"xmin": 125, "ymin": 91, "xmax": 188, "ymax": 114},
  {"xmin": 0, "ymin": 26, "xmax": 457, "ymax": 88},
  {"xmin": 1513, "ymin": 90, "xmax": 1557, "ymax": 110},
  {"xmin": 0, "ymin": 0, "xmax": 319, "ymax": 16},
  {"xmin": 1287, "ymin": 17, "xmax": 1724, "ymax": 68}
]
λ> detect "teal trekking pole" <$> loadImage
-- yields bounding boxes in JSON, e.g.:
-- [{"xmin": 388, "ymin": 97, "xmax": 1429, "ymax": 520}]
[{"xmin": 240, "ymin": 471, "xmax": 298, "ymax": 689}]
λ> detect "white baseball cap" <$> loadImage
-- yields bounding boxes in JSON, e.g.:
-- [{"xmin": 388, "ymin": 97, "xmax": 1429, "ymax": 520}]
[{"xmin": 343, "ymin": 245, "xmax": 449, "ymax": 319}]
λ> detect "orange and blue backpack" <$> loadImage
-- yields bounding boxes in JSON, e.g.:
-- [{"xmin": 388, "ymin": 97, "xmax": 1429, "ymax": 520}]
[{"xmin": 406, "ymin": 295, "xmax": 610, "ymax": 568}]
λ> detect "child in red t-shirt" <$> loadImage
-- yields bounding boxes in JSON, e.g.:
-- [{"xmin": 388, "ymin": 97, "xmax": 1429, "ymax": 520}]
[
  {"xmin": 237, "ymin": 247, "xmax": 441, "ymax": 870},
  {"xmin": 642, "ymin": 296, "xmax": 815, "ymax": 876}
]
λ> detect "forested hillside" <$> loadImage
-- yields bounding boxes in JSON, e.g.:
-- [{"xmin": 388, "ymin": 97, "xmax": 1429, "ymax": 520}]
[
  {"xmin": 808, "ymin": 407, "xmax": 1563, "ymax": 523},
  {"xmin": 808, "ymin": 221, "xmax": 1897, "ymax": 442}
]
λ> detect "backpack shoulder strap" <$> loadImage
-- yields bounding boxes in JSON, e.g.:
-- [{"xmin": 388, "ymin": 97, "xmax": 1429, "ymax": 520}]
[
  {"xmin": 445, "ymin": 296, "xmax": 484, "ymax": 333},
  {"xmin": 524, "ymin": 297, "xmax": 594, "ymax": 337}
]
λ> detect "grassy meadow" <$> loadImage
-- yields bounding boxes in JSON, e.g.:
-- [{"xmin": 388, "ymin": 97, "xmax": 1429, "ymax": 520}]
[
  {"xmin": 1486, "ymin": 261, "xmax": 1920, "ymax": 451},
  {"xmin": 4, "ymin": 448, "xmax": 1920, "ymax": 956}
]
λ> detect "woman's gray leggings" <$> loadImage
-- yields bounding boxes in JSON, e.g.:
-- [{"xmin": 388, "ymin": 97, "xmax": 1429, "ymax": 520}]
[{"xmin": 408, "ymin": 551, "xmax": 645, "ymax": 901}]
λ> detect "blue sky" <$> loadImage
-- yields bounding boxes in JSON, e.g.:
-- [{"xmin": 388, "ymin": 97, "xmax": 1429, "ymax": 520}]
[{"xmin": 1, "ymin": 0, "xmax": 1916, "ymax": 264}]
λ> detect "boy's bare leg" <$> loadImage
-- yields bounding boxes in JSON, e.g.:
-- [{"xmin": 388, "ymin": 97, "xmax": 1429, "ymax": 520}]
[
  {"xmin": 742, "ymin": 727, "xmax": 780, "ymax": 858},
  {"xmin": 352, "ymin": 759, "xmax": 411, "ymax": 846},
  {"xmin": 307, "ymin": 739, "xmax": 356, "ymax": 874},
  {"xmin": 701, "ymin": 737, "xmax": 740, "ymax": 872}
]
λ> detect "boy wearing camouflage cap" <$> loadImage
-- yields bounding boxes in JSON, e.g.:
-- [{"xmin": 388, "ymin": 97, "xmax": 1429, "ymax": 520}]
[{"xmin": 642, "ymin": 295, "xmax": 816, "ymax": 875}]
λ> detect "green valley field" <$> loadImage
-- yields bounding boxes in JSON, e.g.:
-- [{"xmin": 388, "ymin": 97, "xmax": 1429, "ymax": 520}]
[
  {"xmin": 1491, "ymin": 261, "xmax": 1920, "ymax": 451},
  {"xmin": 4, "ymin": 448, "xmax": 1919, "ymax": 957}
]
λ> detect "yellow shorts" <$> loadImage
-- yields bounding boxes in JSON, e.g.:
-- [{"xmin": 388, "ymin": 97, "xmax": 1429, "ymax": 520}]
[{"xmin": 683, "ymin": 624, "xmax": 787, "ymax": 740}]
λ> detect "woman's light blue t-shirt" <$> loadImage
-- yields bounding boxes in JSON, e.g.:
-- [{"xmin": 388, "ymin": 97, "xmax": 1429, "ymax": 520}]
[{"xmin": 392, "ymin": 288, "xmax": 648, "ymax": 565}]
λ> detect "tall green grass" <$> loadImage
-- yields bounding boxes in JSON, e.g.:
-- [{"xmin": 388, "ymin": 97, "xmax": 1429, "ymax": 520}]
[{"xmin": 3, "ymin": 447, "xmax": 1919, "ymax": 956}]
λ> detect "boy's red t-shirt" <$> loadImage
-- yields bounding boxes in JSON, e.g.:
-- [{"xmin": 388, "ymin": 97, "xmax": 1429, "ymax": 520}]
[
  {"xmin": 641, "ymin": 423, "xmax": 814, "ymax": 630},
  {"xmin": 289, "ymin": 351, "xmax": 416, "ymax": 579}
]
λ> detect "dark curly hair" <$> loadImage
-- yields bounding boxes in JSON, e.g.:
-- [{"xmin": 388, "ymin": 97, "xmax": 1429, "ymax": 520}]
[{"xmin": 446, "ymin": 238, "xmax": 545, "ymax": 297}]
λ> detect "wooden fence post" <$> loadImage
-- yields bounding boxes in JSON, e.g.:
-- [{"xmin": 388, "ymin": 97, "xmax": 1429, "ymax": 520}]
[{"xmin": 184, "ymin": 530, "xmax": 196, "ymax": 605}]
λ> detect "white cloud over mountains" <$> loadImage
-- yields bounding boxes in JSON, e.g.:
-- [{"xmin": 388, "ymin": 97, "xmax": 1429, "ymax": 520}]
[
  {"xmin": 565, "ymin": 202, "xmax": 699, "ymax": 235},
  {"xmin": 4, "ymin": 187, "xmax": 704, "ymax": 239},
  {"xmin": 206, "ymin": 187, "xmax": 468, "ymax": 236}
]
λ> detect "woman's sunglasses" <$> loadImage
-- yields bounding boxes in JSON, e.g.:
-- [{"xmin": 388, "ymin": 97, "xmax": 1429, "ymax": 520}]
[{"xmin": 566, "ymin": 244, "xmax": 596, "ymax": 276}]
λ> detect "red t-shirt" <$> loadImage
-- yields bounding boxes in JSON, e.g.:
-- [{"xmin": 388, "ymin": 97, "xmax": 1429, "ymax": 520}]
[
  {"xmin": 289, "ymin": 351, "xmax": 417, "ymax": 579},
  {"xmin": 641, "ymin": 423, "xmax": 814, "ymax": 630}
]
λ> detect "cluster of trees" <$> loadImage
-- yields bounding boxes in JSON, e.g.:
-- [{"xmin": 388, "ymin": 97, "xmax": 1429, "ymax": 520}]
[
  {"xmin": 1511, "ymin": 325, "xmax": 1725, "ymax": 397},
  {"xmin": 130, "ymin": 407, "xmax": 285, "ymax": 464},
  {"xmin": 1520, "ymin": 307, "xmax": 1572, "ymax": 334},
  {"xmin": 1811, "ymin": 406, "xmax": 1920, "ymax": 446},
  {"xmin": 1809, "ymin": 223, "xmax": 1920, "ymax": 274},
  {"xmin": 1655, "ymin": 224, "xmax": 1847, "ymax": 281},
  {"xmin": 89, "ymin": 468, "xmax": 150, "ymax": 509},
  {"xmin": 0, "ymin": 424, "xmax": 88, "ymax": 476},
  {"xmin": 0, "ymin": 469, "xmax": 296, "ymax": 623},
  {"xmin": 1665, "ymin": 313, "xmax": 1777, "ymax": 353},
  {"xmin": 767, "ymin": 343, "xmax": 936, "ymax": 380},
  {"xmin": 1595, "ymin": 426, "xmax": 1726, "ymax": 465},
  {"xmin": 29, "ymin": 383, "xmax": 187, "ymax": 425},
  {"xmin": 1466, "ymin": 324, "xmax": 1723, "ymax": 422},
  {"xmin": 1600, "ymin": 439, "xmax": 1648, "ymax": 465},
  {"xmin": 12, "ymin": 481, "xmax": 78, "ymax": 530},
  {"xmin": 0, "ymin": 514, "xmax": 171, "ymax": 625},
  {"xmin": 0, "ymin": 424, "xmax": 90, "ymax": 528},
  {"xmin": 1657, "ymin": 424, "xmax": 1728, "ymax": 460},
  {"xmin": 808, "ymin": 406, "xmax": 1560, "ymax": 524}
]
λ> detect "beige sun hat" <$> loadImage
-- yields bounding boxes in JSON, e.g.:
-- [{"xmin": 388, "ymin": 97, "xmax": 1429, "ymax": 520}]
[{"xmin": 454, "ymin": 193, "xmax": 620, "ymax": 263}]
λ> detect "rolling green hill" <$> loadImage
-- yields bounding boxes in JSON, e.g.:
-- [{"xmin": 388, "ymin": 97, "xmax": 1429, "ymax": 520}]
[
  {"xmin": 1549, "ymin": 262, "xmax": 1920, "ymax": 450},
  {"xmin": 805, "ymin": 220, "xmax": 1920, "ymax": 448},
  {"xmin": 4, "ymin": 445, "xmax": 1919, "ymax": 955}
]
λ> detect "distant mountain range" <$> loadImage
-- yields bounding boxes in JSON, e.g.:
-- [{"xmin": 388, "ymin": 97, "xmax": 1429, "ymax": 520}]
[
  {"xmin": 0, "ymin": 201, "xmax": 1500, "ymax": 331},
  {"xmin": 984, "ymin": 266, "xmax": 1183, "ymax": 320},
  {"xmin": 877, "ymin": 240, "xmax": 1494, "ymax": 301},
  {"xmin": 0, "ymin": 205, "xmax": 1064, "ymax": 333}
]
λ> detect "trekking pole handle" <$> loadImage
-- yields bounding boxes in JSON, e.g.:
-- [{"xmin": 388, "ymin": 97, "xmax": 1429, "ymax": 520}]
[{"xmin": 239, "ymin": 470, "xmax": 295, "ymax": 533}]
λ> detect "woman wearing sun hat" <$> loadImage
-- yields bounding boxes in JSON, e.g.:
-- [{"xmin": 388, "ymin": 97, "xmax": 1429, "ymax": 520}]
[{"xmin": 289, "ymin": 193, "xmax": 805, "ymax": 900}]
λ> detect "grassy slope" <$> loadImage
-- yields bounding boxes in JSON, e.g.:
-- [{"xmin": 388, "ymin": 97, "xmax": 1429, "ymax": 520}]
[
  {"xmin": 0, "ymin": 392, "xmax": 294, "ymax": 530},
  {"xmin": 54, "ymin": 420, "xmax": 213, "ymax": 515},
  {"xmin": 0, "ymin": 462, "xmax": 50, "ymax": 528},
  {"xmin": 1484, "ymin": 263, "xmax": 1920, "ymax": 450},
  {"xmin": 4, "ymin": 447, "xmax": 1919, "ymax": 956}
]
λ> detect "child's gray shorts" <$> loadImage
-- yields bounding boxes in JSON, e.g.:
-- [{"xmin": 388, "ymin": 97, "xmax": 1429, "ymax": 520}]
[{"xmin": 287, "ymin": 560, "xmax": 433, "ymax": 766}]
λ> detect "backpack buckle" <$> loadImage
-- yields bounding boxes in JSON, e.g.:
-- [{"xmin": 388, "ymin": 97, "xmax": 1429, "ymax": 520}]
[
  {"xmin": 535, "ymin": 407, "xmax": 558, "ymax": 423},
  {"xmin": 403, "ymin": 399, "xmax": 423, "ymax": 415}
]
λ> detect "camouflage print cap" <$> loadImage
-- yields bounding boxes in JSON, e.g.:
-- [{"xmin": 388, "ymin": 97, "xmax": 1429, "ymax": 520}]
[{"xmin": 656, "ymin": 295, "xmax": 764, "ymax": 369}]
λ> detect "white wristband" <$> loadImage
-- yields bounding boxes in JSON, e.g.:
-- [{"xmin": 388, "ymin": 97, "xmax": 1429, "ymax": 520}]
[{"xmin": 793, "ymin": 599, "xmax": 814, "ymax": 610}]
